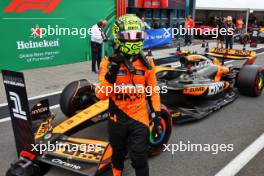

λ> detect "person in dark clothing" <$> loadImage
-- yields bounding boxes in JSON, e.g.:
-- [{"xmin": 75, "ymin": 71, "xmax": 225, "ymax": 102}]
[
  {"xmin": 211, "ymin": 16, "xmax": 218, "ymax": 28},
  {"xmin": 224, "ymin": 16, "xmax": 236, "ymax": 49},
  {"xmin": 217, "ymin": 17, "xmax": 225, "ymax": 48},
  {"xmin": 91, "ymin": 19, "xmax": 107, "ymax": 73}
]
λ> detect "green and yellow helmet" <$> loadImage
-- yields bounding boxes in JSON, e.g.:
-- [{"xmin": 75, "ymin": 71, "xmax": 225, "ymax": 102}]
[{"xmin": 112, "ymin": 14, "xmax": 145, "ymax": 55}]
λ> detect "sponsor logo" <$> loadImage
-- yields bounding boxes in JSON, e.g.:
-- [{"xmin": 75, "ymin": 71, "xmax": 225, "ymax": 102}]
[
  {"xmin": 115, "ymin": 93, "xmax": 143, "ymax": 102},
  {"xmin": 51, "ymin": 158, "xmax": 81, "ymax": 170},
  {"xmin": 208, "ymin": 82, "xmax": 225, "ymax": 96},
  {"xmin": 31, "ymin": 25, "xmax": 43, "ymax": 38},
  {"xmin": 117, "ymin": 70, "xmax": 127, "ymax": 76},
  {"xmin": 9, "ymin": 91, "xmax": 27, "ymax": 120},
  {"xmin": 3, "ymin": 76, "xmax": 25, "ymax": 87},
  {"xmin": 4, "ymin": 0, "xmax": 61, "ymax": 13},
  {"xmin": 66, "ymin": 119, "xmax": 74, "ymax": 125},
  {"xmin": 16, "ymin": 39, "xmax": 59, "ymax": 50},
  {"xmin": 134, "ymin": 70, "xmax": 145, "ymax": 75},
  {"xmin": 188, "ymin": 87, "xmax": 206, "ymax": 92},
  {"xmin": 171, "ymin": 112, "xmax": 181, "ymax": 118},
  {"xmin": 31, "ymin": 106, "xmax": 48, "ymax": 115},
  {"xmin": 36, "ymin": 121, "xmax": 50, "ymax": 137},
  {"xmin": 183, "ymin": 86, "xmax": 207, "ymax": 96}
]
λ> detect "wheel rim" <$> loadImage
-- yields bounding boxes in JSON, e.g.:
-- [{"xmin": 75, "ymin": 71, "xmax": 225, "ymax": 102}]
[
  {"xmin": 258, "ymin": 75, "xmax": 263, "ymax": 90},
  {"xmin": 255, "ymin": 73, "xmax": 264, "ymax": 94},
  {"xmin": 149, "ymin": 117, "xmax": 167, "ymax": 145}
]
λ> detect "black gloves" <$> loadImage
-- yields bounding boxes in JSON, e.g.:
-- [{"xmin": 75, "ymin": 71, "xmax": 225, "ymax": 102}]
[
  {"xmin": 151, "ymin": 111, "xmax": 162, "ymax": 135},
  {"xmin": 151, "ymin": 111, "xmax": 161, "ymax": 127},
  {"xmin": 105, "ymin": 62, "xmax": 120, "ymax": 84}
]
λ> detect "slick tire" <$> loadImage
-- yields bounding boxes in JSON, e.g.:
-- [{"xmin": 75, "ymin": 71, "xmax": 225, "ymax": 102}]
[
  {"xmin": 149, "ymin": 105, "xmax": 172, "ymax": 157},
  {"xmin": 237, "ymin": 65, "xmax": 264, "ymax": 97},
  {"xmin": 60, "ymin": 79, "xmax": 97, "ymax": 117},
  {"xmin": 6, "ymin": 162, "xmax": 50, "ymax": 176}
]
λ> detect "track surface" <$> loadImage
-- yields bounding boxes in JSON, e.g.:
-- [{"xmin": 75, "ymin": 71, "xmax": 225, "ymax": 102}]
[{"xmin": 0, "ymin": 54, "xmax": 264, "ymax": 176}]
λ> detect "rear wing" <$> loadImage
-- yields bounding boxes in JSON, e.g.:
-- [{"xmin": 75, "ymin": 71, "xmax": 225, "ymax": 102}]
[{"xmin": 207, "ymin": 48, "xmax": 257, "ymax": 65}]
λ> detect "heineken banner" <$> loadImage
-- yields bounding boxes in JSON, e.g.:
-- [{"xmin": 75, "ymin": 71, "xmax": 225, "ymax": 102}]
[{"xmin": 0, "ymin": 0, "xmax": 116, "ymax": 71}]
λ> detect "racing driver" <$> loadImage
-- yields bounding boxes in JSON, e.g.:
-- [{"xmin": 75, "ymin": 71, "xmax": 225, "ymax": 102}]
[{"xmin": 95, "ymin": 14, "xmax": 161, "ymax": 176}]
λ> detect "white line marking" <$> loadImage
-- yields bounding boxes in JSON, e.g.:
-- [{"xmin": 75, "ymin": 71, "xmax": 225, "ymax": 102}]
[
  {"xmin": 27, "ymin": 91, "xmax": 62, "ymax": 101},
  {"xmin": 0, "ymin": 117, "xmax": 10, "ymax": 123},
  {"xmin": 0, "ymin": 104, "xmax": 60, "ymax": 124},
  {"xmin": 257, "ymin": 52, "xmax": 264, "ymax": 56},
  {"xmin": 50, "ymin": 104, "xmax": 60, "ymax": 110},
  {"xmin": 215, "ymin": 133, "xmax": 264, "ymax": 176},
  {"xmin": 225, "ymin": 60, "xmax": 234, "ymax": 64},
  {"xmin": 0, "ymin": 103, "xmax": 8, "ymax": 107},
  {"xmin": 0, "ymin": 91, "xmax": 62, "ymax": 108}
]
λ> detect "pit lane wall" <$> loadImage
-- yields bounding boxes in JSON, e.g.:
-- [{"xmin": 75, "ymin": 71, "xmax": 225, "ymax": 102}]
[{"xmin": 0, "ymin": 0, "xmax": 116, "ymax": 71}]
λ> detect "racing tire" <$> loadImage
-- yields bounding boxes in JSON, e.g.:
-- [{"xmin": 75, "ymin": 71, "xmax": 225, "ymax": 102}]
[
  {"xmin": 6, "ymin": 162, "xmax": 50, "ymax": 176},
  {"xmin": 60, "ymin": 79, "xmax": 97, "ymax": 117},
  {"xmin": 237, "ymin": 65, "xmax": 264, "ymax": 97},
  {"xmin": 6, "ymin": 169, "xmax": 16, "ymax": 176},
  {"xmin": 148, "ymin": 105, "xmax": 172, "ymax": 157}
]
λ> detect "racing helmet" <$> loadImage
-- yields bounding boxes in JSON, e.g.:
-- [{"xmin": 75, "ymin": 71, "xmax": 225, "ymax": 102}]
[{"xmin": 112, "ymin": 14, "xmax": 145, "ymax": 55}]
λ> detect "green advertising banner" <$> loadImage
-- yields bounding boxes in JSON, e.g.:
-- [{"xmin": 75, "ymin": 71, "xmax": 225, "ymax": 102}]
[{"xmin": 0, "ymin": 0, "xmax": 116, "ymax": 71}]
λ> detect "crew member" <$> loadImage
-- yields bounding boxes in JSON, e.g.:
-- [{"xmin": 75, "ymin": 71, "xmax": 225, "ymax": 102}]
[
  {"xmin": 236, "ymin": 17, "xmax": 244, "ymax": 34},
  {"xmin": 141, "ymin": 16, "xmax": 151, "ymax": 29},
  {"xmin": 95, "ymin": 14, "xmax": 161, "ymax": 176},
  {"xmin": 184, "ymin": 15, "xmax": 195, "ymax": 46},
  {"xmin": 91, "ymin": 19, "xmax": 107, "ymax": 73},
  {"xmin": 217, "ymin": 17, "xmax": 225, "ymax": 48},
  {"xmin": 224, "ymin": 16, "xmax": 236, "ymax": 49}
]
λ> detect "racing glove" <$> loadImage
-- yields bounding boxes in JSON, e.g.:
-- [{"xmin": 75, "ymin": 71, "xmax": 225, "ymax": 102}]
[
  {"xmin": 105, "ymin": 62, "xmax": 120, "ymax": 84},
  {"xmin": 151, "ymin": 112, "xmax": 162, "ymax": 133},
  {"xmin": 151, "ymin": 112, "xmax": 161, "ymax": 126}
]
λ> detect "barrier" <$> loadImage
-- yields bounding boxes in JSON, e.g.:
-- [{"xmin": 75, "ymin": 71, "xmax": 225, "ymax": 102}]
[{"xmin": 144, "ymin": 28, "xmax": 172, "ymax": 48}]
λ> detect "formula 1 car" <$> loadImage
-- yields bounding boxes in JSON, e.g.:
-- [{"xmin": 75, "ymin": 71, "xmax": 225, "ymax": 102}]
[
  {"xmin": 3, "ymin": 70, "xmax": 172, "ymax": 176},
  {"xmin": 258, "ymin": 27, "xmax": 264, "ymax": 43},
  {"xmin": 156, "ymin": 48, "xmax": 264, "ymax": 123},
  {"xmin": 3, "ymin": 48, "xmax": 264, "ymax": 175}
]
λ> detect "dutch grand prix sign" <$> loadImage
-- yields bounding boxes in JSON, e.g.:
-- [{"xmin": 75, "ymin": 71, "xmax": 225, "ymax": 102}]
[{"xmin": 0, "ymin": 0, "xmax": 116, "ymax": 70}]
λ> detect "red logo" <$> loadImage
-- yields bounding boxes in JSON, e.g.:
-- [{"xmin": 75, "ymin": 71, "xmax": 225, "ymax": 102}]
[
  {"xmin": 31, "ymin": 25, "xmax": 43, "ymax": 38},
  {"xmin": 4, "ymin": 0, "xmax": 61, "ymax": 13}
]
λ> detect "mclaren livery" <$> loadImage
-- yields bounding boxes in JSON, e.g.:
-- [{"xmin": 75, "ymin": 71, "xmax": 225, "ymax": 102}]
[
  {"xmin": 157, "ymin": 48, "xmax": 264, "ymax": 122},
  {"xmin": 3, "ymin": 70, "xmax": 172, "ymax": 176},
  {"xmin": 3, "ymin": 48, "xmax": 264, "ymax": 176}
]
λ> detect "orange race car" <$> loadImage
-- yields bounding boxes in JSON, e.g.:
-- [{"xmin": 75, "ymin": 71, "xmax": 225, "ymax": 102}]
[
  {"xmin": 156, "ymin": 48, "xmax": 264, "ymax": 122},
  {"xmin": 3, "ymin": 67, "xmax": 172, "ymax": 176},
  {"xmin": 3, "ymin": 48, "xmax": 264, "ymax": 176}
]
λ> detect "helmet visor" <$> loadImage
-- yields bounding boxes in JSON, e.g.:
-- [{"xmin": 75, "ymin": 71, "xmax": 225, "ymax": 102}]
[{"xmin": 116, "ymin": 30, "xmax": 145, "ymax": 41}]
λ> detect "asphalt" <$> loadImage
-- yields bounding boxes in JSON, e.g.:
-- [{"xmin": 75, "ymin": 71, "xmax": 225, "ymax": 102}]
[{"xmin": 0, "ymin": 51, "xmax": 263, "ymax": 176}]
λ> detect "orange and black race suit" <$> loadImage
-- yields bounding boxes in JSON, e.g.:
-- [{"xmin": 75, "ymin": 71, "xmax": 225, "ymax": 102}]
[
  {"xmin": 95, "ymin": 56, "xmax": 161, "ymax": 176},
  {"xmin": 96, "ymin": 56, "xmax": 160, "ymax": 127}
]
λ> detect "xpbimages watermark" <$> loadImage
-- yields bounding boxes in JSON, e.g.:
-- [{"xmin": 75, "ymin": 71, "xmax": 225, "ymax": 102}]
[
  {"xmin": 30, "ymin": 25, "xmax": 234, "ymax": 39},
  {"xmin": 95, "ymin": 83, "xmax": 168, "ymax": 97},
  {"xmin": 31, "ymin": 141, "xmax": 102, "ymax": 155},
  {"xmin": 31, "ymin": 25, "xmax": 94, "ymax": 39},
  {"xmin": 163, "ymin": 26, "xmax": 234, "ymax": 39},
  {"xmin": 163, "ymin": 141, "xmax": 234, "ymax": 155}
]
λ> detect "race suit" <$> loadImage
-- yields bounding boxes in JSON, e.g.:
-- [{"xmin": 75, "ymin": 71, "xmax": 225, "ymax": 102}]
[{"xmin": 95, "ymin": 56, "xmax": 161, "ymax": 176}]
